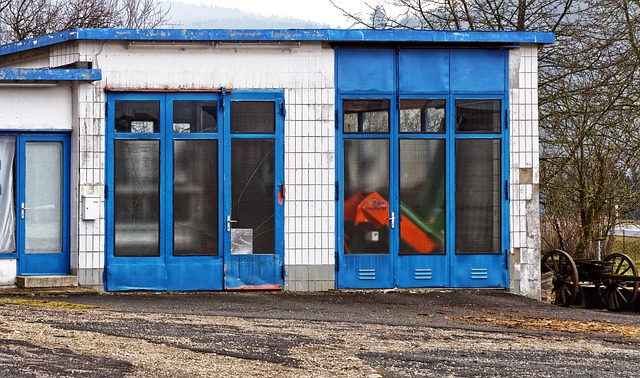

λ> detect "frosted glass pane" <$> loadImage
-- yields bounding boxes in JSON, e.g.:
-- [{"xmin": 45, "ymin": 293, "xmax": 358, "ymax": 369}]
[
  {"xmin": 0, "ymin": 137, "xmax": 16, "ymax": 253},
  {"xmin": 231, "ymin": 139, "xmax": 275, "ymax": 254},
  {"xmin": 114, "ymin": 140, "xmax": 160, "ymax": 256},
  {"xmin": 173, "ymin": 140, "xmax": 218, "ymax": 256},
  {"xmin": 25, "ymin": 142, "xmax": 62, "ymax": 253},
  {"xmin": 456, "ymin": 139, "xmax": 501, "ymax": 254}
]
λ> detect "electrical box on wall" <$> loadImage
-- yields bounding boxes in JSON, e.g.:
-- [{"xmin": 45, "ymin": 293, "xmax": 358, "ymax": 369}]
[{"xmin": 82, "ymin": 195, "xmax": 100, "ymax": 220}]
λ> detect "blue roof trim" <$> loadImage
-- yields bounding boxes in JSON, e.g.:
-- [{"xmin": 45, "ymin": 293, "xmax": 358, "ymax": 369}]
[
  {"xmin": 0, "ymin": 28, "xmax": 555, "ymax": 57},
  {"xmin": 0, "ymin": 68, "xmax": 102, "ymax": 81}
]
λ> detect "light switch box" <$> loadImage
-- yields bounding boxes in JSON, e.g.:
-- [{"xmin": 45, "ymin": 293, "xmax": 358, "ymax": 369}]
[{"xmin": 82, "ymin": 195, "xmax": 100, "ymax": 220}]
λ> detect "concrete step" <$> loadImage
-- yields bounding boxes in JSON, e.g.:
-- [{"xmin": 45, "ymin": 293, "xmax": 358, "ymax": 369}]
[{"xmin": 15, "ymin": 275, "xmax": 78, "ymax": 289}]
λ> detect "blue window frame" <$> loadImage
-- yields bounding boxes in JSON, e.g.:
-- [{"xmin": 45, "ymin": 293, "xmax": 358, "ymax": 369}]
[
  {"xmin": 105, "ymin": 90, "xmax": 285, "ymax": 291},
  {"xmin": 0, "ymin": 132, "xmax": 70, "ymax": 275}
]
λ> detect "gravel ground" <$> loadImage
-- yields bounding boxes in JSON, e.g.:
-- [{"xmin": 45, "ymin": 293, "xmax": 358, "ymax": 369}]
[{"xmin": 1, "ymin": 289, "xmax": 640, "ymax": 377}]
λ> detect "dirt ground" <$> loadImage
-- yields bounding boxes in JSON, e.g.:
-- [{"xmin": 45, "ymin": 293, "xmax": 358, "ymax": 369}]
[{"xmin": 1, "ymin": 289, "xmax": 640, "ymax": 377}]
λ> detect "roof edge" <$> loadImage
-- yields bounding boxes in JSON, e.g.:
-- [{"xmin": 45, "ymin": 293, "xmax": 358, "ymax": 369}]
[
  {"xmin": 0, "ymin": 28, "xmax": 555, "ymax": 57},
  {"xmin": 0, "ymin": 68, "xmax": 102, "ymax": 82}
]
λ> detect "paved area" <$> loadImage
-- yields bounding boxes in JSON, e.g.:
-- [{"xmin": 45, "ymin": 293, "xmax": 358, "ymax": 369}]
[{"xmin": 1, "ymin": 289, "xmax": 640, "ymax": 377}]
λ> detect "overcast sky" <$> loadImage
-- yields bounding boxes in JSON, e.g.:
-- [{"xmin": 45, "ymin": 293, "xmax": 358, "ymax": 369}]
[{"xmin": 173, "ymin": 0, "xmax": 372, "ymax": 27}]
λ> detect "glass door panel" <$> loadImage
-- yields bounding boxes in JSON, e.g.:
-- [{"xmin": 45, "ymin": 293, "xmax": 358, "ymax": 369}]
[
  {"xmin": 455, "ymin": 139, "xmax": 501, "ymax": 254},
  {"xmin": 399, "ymin": 139, "xmax": 445, "ymax": 255},
  {"xmin": 0, "ymin": 137, "xmax": 16, "ymax": 254},
  {"xmin": 114, "ymin": 140, "xmax": 160, "ymax": 257},
  {"xmin": 343, "ymin": 139, "xmax": 390, "ymax": 255},
  {"xmin": 173, "ymin": 139, "xmax": 218, "ymax": 256},
  {"xmin": 230, "ymin": 139, "xmax": 275, "ymax": 255},
  {"xmin": 25, "ymin": 142, "xmax": 63, "ymax": 253}
]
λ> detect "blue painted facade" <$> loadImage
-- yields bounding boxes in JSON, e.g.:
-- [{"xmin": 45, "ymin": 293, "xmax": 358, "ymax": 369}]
[{"xmin": 0, "ymin": 28, "xmax": 553, "ymax": 297}]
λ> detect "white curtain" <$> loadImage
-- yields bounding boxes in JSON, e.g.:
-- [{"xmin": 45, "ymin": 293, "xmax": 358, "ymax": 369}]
[{"xmin": 0, "ymin": 137, "xmax": 16, "ymax": 253}]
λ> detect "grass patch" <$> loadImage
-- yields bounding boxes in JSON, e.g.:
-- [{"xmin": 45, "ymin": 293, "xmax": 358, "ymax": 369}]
[
  {"xmin": 0, "ymin": 298, "xmax": 98, "ymax": 309},
  {"xmin": 611, "ymin": 236, "xmax": 640, "ymax": 264}
]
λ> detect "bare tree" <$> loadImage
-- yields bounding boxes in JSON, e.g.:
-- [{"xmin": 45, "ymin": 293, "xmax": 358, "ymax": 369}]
[
  {"xmin": 0, "ymin": 0, "xmax": 170, "ymax": 43},
  {"xmin": 333, "ymin": 0, "xmax": 640, "ymax": 258}
]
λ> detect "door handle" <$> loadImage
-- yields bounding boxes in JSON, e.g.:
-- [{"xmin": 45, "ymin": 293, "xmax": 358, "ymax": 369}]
[
  {"xmin": 384, "ymin": 212, "xmax": 395, "ymax": 229},
  {"xmin": 226, "ymin": 215, "xmax": 238, "ymax": 232},
  {"xmin": 20, "ymin": 202, "xmax": 27, "ymax": 219}
]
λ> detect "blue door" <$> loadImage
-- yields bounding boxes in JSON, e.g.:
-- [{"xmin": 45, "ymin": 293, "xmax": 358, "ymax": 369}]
[
  {"xmin": 105, "ymin": 91, "xmax": 284, "ymax": 291},
  {"xmin": 337, "ymin": 97, "xmax": 448, "ymax": 289},
  {"xmin": 0, "ymin": 134, "xmax": 70, "ymax": 275},
  {"xmin": 223, "ymin": 91, "xmax": 285, "ymax": 290}
]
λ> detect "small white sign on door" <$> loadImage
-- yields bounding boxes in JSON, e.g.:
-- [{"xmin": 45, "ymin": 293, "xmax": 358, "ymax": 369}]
[{"xmin": 231, "ymin": 228, "xmax": 253, "ymax": 255}]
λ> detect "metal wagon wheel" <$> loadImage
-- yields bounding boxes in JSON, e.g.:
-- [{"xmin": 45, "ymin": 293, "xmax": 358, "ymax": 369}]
[
  {"xmin": 541, "ymin": 249, "xmax": 579, "ymax": 307},
  {"xmin": 595, "ymin": 253, "xmax": 639, "ymax": 311}
]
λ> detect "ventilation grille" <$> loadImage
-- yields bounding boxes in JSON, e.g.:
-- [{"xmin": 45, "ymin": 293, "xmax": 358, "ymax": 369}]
[
  {"xmin": 471, "ymin": 268, "xmax": 489, "ymax": 279},
  {"xmin": 358, "ymin": 269, "xmax": 376, "ymax": 280},
  {"xmin": 414, "ymin": 268, "xmax": 433, "ymax": 280}
]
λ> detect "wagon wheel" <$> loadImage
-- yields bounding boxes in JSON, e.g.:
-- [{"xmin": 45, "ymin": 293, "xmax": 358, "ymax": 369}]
[
  {"xmin": 541, "ymin": 249, "xmax": 579, "ymax": 307},
  {"xmin": 595, "ymin": 253, "xmax": 639, "ymax": 311}
]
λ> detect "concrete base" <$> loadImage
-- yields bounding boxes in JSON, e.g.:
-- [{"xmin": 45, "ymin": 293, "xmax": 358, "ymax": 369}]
[{"xmin": 15, "ymin": 275, "xmax": 78, "ymax": 288}]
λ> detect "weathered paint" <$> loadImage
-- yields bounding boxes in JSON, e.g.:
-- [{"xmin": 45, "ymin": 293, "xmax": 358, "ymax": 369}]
[
  {"xmin": 0, "ymin": 28, "xmax": 555, "ymax": 57},
  {"xmin": 0, "ymin": 68, "xmax": 101, "ymax": 81},
  {"xmin": 225, "ymin": 284, "xmax": 283, "ymax": 291}
]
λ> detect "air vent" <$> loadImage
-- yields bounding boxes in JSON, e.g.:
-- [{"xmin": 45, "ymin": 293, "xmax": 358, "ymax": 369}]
[
  {"xmin": 471, "ymin": 268, "xmax": 489, "ymax": 279},
  {"xmin": 358, "ymin": 269, "xmax": 376, "ymax": 280},
  {"xmin": 414, "ymin": 268, "xmax": 433, "ymax": 280}
]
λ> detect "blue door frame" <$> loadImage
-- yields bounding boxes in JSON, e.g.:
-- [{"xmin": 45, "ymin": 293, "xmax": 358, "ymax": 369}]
[
  {"xmin": 335, "ymin": 47, "xmax": 510, "ymax": 289},
  {"xmin": 105, "ymin": 91, "xmax": 284, "ymax": 291},
  {"xmin": 0, "ymin": 133, "xmax": 70, "ymax": 275}
]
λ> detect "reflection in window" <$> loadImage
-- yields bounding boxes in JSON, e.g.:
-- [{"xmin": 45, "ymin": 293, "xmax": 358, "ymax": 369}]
[
  {"xmin": 399, "ymin": 139, "xmax": 445, "ymax": 254},
  {"xmin": 343, "ymin": 99, "xmax": 390, "ymax": 133},
  {"xmin": 455, "ymin": 99, "xmax": 501, "ymax": 133},
  {"xmin": 115, "ymin": 101, "xmax": 160, "ymax": 133},
  {"xmin": 343, "ymin": 139, "xmax": 390, "ymax": 254},
  {"xmin": 400, "ymin": 99, "xmax": 446, "ymax": 133},
  {"xmin": 173, "ymin": 100, "xmax": 218, "ymax": 133}
]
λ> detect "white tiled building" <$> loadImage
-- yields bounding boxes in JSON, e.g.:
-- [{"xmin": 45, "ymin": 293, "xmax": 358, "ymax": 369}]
[{"xmin": 0, "ymin": 29, "xmax": 553, "ymax": 299}]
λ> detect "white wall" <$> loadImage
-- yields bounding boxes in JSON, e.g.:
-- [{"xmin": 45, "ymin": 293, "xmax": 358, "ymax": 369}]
[
  {"xmin": 0, "ymin": 85, "xmax": 72, "ymax": 130},
  {"xmin": 0, "ymin": 259, "xmax": 16, "ymax": 286},
  {"xmin": 509, "ymin": 44, "xmax": 542, "ymax": 300},
  {"xmin": 59, "ymin": 41, "xmax": 336, "ymax": 290}
]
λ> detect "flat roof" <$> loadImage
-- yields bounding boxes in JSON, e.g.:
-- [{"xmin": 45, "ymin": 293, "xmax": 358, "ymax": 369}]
[{"xmin": 0, "ymin": 28, "xmax": 555, "ymax": 57}]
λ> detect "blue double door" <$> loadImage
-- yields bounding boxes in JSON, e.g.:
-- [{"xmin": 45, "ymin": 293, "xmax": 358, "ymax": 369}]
[
  {"xmin": 105, "ymin": 91, "xmax": 284, "ymax": 291},
  {"xmin": 336, "ymin": 96, "xmax": 509, "ymax": 289},
  {"xmin": 0, "ymin": 134, "xmax": 70, "ymax": 275}
]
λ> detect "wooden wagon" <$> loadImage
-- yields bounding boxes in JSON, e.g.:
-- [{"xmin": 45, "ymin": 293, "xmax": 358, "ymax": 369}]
[{"xmin": 541, "ymin": 250, "xmax": 639, "ymax": 311}]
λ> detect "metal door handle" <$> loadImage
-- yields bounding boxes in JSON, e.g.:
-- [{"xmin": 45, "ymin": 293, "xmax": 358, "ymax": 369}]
[
  {"xmin": 20, "ymin": 203, "xmax": 27, "ymax": 219},
  {"xmin": 384, "ymin": 212, "xmax": 395, "ymax": 229},
  {"xmin": 227, "ymin": 215, "xmax": 238, "ymax": 232}
]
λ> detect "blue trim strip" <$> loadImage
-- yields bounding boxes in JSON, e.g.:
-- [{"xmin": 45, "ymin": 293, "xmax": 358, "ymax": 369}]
[
  {"xmin": 0, "ymin": 68, "xmax": 102, "ymax": 82},
  {"xmin": 0, "ymin": 28, "xmax": 555, "ymax": 57}
]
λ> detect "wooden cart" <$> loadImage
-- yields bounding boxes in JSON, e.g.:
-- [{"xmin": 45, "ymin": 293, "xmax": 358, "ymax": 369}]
[{"xmin": 541, "ymin": 250, "xmax": 640, "ymax": 311}]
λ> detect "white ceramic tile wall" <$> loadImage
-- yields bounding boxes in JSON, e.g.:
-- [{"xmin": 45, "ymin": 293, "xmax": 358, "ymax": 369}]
[
  {"xmin": 71, "ymin": 41, "xmax": 336, "ymax": 289},
  {"xmin": 509, "ymin": 44, "xmax": 542, "ymax": 299},
  {"xmin": 73, "ymin": 82, "xmax": 106, "ymax": 287}
]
